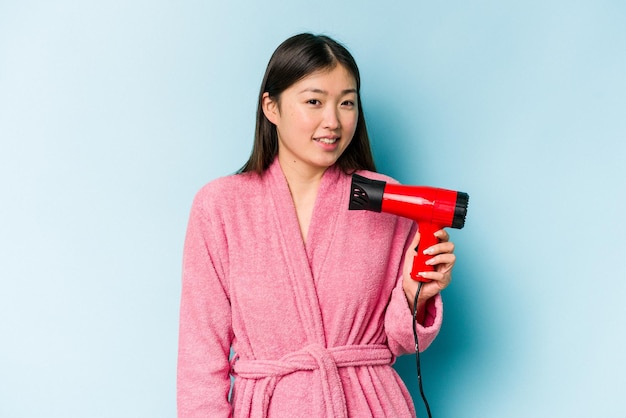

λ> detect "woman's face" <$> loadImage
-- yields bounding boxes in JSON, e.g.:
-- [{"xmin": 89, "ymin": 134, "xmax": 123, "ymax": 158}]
[{"xmin": 263, "ymin": 64, "xmax": 358, "ymax": 175}]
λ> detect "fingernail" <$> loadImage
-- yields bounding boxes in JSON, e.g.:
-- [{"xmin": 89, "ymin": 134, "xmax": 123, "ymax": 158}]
[{"xmin": 424, "ymin": 248, "xmax": 434, "ymax": 255}]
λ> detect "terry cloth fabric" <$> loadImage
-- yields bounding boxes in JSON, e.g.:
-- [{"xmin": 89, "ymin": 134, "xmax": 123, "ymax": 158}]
[
  {"xmin": 177, "ymin": 158, "xmax": 443, "ymax": 417},
  {"xmin": 231, "ymin": 344, "xmax": 393, "ymax": 418}
]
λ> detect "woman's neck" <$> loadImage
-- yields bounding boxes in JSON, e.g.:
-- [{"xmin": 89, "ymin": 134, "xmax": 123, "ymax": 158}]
[
  {"xmin": 278, "ymin": 158, "xmax": 327, "ymax": 243},
  {"xmin": 278, "ymin": 156, "xmax": 329, "ymax": 198}
]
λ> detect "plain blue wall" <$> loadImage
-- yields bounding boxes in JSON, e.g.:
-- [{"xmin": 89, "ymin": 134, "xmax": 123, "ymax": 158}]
[{"xmin": 1, "ymin": 1, "xmax": 625, "ymax": 417}]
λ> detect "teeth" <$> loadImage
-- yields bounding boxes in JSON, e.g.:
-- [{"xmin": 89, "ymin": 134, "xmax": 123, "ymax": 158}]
[{"xmin": 317, "ymin": 137, "xmax": 338, "ymax": 144}]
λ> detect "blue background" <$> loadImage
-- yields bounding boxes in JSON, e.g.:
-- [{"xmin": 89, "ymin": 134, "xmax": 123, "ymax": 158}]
[{"xmin": 1, "ymin": 1, "xmax": 625, "ymax": 417}]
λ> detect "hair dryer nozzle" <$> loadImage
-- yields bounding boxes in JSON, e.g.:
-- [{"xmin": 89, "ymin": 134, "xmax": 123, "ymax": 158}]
[
  {"xmin": 349, "ymin": 174, "xmax": 386, "ymax": 212},
  {"xmin": 452, "ymin": 192, "xmax": 469, "ymax": 229}
]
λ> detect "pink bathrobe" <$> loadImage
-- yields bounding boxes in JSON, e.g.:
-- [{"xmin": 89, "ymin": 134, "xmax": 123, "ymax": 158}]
[{"xmin": 177, "ymin": 159, "xmax": 443, "ymax": 417}]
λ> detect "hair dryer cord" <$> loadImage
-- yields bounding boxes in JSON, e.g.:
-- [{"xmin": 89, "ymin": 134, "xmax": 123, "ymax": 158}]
[{"xmin": 413, "ymin": 281, "xmax": 433, "ymax": 418}]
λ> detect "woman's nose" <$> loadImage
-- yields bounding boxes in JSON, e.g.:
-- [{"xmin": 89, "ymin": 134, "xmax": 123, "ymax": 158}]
[{"xmin": 322, "ymin": 106, "xmax": 340, "ymax": 130}]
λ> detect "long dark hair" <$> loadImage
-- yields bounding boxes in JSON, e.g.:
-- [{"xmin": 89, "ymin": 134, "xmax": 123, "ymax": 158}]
[{"xmin": 239, "ymin": 33, "xmax": 376, "ymax": 174}]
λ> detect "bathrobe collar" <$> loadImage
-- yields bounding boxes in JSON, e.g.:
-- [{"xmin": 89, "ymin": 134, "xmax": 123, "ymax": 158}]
[{"xmin": 265, "ymin": 158, "xmax": 347, "ymax": 345}]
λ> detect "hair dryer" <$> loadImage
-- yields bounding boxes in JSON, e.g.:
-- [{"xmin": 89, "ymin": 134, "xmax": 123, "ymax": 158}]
[{"xmin": 349, "ymin": 174, "xmax": 469, "ymax": 282}]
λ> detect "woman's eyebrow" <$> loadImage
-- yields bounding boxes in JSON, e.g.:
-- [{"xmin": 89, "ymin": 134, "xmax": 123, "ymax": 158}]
[{"xmin": 298, "ymin": 87, "xmax": 358, "ymax": 95}]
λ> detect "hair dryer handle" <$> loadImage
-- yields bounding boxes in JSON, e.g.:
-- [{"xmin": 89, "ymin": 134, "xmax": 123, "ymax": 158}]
[{"xmin": 411, "ymin": 223, "xmax": 441, "ymax": 282}]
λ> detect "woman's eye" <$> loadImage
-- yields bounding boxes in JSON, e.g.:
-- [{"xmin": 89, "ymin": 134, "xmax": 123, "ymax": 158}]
[
  {"xmin": 342, "ymin": 100, "xmax": 355, "ymax": 107},
  {"xmin": 307, "ymin": 99, "xmax": 321, "ymax": 105}
]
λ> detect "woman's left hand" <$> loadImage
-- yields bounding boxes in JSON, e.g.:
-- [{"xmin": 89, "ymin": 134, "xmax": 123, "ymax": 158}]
[{"xmin": 403, "ymin": 229, "xmax": 456, "ymax": 318}]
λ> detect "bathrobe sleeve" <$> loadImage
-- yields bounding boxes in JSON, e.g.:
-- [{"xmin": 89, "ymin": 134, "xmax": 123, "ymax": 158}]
[
  {"xmin": 177, "ymin": 188, "xmax": 233, "ymax": 417},
  {"xmin": 383, "ymin": 215, "xmax": 444, "ymax": 357}
]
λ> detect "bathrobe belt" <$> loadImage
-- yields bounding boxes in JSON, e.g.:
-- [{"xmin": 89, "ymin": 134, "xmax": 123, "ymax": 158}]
[{"xmin": 231, "ymin": 343, "xmax": 394, "ymax": 418}]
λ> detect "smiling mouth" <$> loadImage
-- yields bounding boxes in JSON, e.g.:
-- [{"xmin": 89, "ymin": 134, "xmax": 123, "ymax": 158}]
[{"xmin": 315, "ymin": 137, "xmax": 339, "ymax": 144}]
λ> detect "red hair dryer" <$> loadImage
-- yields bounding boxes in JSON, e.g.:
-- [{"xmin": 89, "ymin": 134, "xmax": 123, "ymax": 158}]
[{"xmin": 349, "ymin": 174, "xmax": 469, "ymax": 282}]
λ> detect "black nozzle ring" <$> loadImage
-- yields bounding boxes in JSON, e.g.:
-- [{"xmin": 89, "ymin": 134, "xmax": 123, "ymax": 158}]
[{"xmin": 348, "ymin": 174, "xmax": 386, "ymax": 213}]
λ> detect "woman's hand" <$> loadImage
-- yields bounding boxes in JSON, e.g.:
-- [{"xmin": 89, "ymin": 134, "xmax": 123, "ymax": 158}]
[{"xmin": 403, "ymin": 229, "xmax": 455, "ymax": 321}]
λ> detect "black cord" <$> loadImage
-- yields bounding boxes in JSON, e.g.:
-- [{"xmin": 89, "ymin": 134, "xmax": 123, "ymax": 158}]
[{"xmin": 412, "ymin": 281, "xmax": 432, "ymax": 418}]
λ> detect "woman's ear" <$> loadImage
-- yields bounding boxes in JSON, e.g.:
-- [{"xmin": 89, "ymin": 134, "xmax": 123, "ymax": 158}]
[{"xmin": 262, "ymin": 92, "xmax": 279, "ymax": 125}]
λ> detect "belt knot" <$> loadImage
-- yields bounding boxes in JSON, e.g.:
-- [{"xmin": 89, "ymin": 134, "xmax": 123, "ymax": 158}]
[{"xmin": 231, "ymin": 344, "xmax": 393, "ymax": 418}]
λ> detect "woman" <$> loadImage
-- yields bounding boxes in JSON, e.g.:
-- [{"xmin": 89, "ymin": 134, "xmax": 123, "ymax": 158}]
[{"xmin": 177, "ymin": 33, "xmax": 456, "ymax": 417}]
